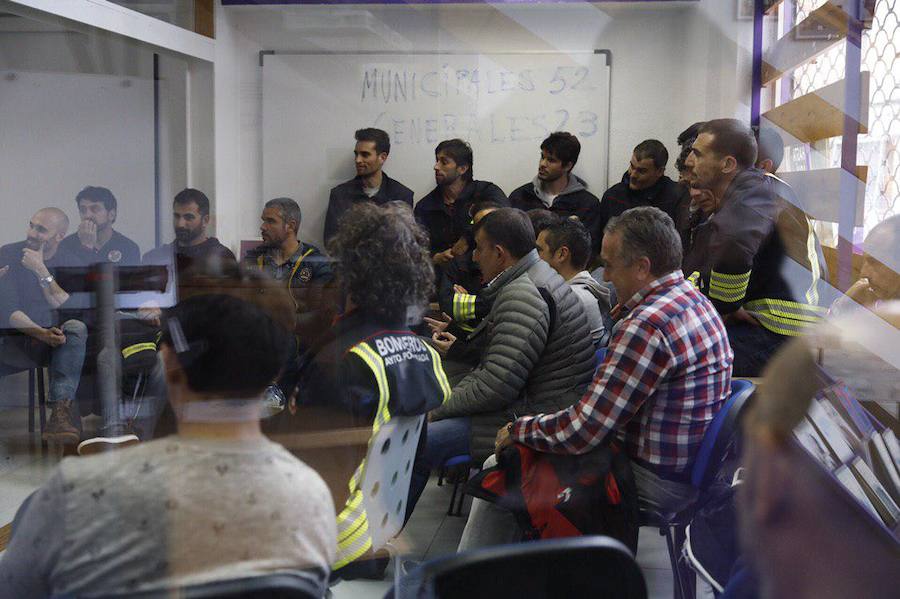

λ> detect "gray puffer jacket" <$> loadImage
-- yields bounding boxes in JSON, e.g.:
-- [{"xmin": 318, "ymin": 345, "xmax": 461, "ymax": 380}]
[{"xmin": 430, "ymin": 250, "xmax": 596, "ymax": 460}]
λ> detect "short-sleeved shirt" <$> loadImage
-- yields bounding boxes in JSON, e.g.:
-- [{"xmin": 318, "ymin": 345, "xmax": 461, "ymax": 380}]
[
  {"xmin": 59, "ymin": 229, "xmax": 141, "ymax": 267},
  {"xmin": 0, "ymin": 242, "xmax": 80, "ymax": 330}
]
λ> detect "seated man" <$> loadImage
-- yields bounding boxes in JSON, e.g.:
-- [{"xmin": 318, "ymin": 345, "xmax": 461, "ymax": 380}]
[
  {"xmin": 408, "ymin": 207, "xmax": 596, "ymax": 515},
  {"xmin": 143, "ymin": 188, "xmax": 237, "ymax": 277},
  {"xmin": 414, "ymin": 138, "xmax": 507, "ymax": 269},
  {"xmin": 598, "ymin": 139, "xmax": 689, "ymax": 252},
  {"xmin": 0, "ymin": 287, "xmax": 337, "ymax": 597},
  {"xmin": 831, "ymin": 215, "xmax": 900, "ymax": 314},
  {"xmin": 536, "ymin": 218, "xmax": 612, "ymax": 346},
  {"xmin": 0, "ymin": 208, "xmax": 87, "ymax": 445},
  {"xmin": 324, "ymin": 128, "xmax": 414, "ymax": 244},
  {"xmin": 59, "ymin": 186, "xmax": 141, "ymax": 266},
  {"xmin": 465, "ymin": 207, "xmax": 733, "ymax": 549},
  {"xmin": 509, "ymin": 132, "xmax": 603, "ymax": 257},
  {"xmin": 276, "ymin": 202, "xmax": 448, "ymax": 577}
]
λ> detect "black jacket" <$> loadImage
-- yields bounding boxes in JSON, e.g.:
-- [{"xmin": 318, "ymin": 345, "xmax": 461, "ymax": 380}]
[
  {"xmin": 509, "ymin": 176, "xmax": 603, "ymax": 255},
  {"xmin": 324, "ymin": 173, "xmax": 413, "ymax": 244},
  {"xmin": 414, "ymin": 180, "xmax": 507, "ymax": 256},
  {"xmin": 598, "ymin": 174, "xmax": 689, "ymax": 248},
  {"xmin": 682, "ymin": 169, "xmax": 827, "ymax": 337},
  {"xmin": 59, "ymin": 229, "xmax": 141, "ymax": 267}
]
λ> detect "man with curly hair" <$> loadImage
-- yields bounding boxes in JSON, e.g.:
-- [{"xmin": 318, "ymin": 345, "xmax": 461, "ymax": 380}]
[{"xmin": 286, "ymin": 202, "xmax": 450, "ymax": 579}]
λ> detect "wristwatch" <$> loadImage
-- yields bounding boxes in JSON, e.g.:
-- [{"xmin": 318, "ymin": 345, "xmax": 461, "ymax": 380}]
[{"xmin": 38, "ymin": 274, "xmax": 55, "ymax": 289}]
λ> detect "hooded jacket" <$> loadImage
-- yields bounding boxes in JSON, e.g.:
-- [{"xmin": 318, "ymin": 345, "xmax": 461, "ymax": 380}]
[
  {"xmin": 429, "ymin": 249, "xmax": 596, "ymax": 460},
  {"xmin": 509, "ymin": 175, "xmax": 603, "ymax": 255},
  {"xmin": 567, "ymin": 270, "xmax": 612, "ymax": 346}
]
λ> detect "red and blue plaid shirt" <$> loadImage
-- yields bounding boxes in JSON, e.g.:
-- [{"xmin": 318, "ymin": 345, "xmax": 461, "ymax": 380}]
[{"xmin": 513, "ymin": 271, "xmax": 733, "ymax": 479}]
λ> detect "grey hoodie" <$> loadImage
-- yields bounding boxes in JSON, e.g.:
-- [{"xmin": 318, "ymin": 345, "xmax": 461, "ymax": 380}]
[
  {"xmin": 567, "ymin": 270, "xmax": 612, "ymax": 345},
  {"xmin": 530, "ymin": 174, "xmax": 589, "ymax": 208}
]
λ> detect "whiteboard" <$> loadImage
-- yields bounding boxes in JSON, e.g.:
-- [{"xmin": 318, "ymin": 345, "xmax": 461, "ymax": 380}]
[
  {"xmin": 262, "ymin": 52, "xmax": 610, "ymax": 248},
  {"xmin": 0, "ymin": 70, "xmax": 156, "ymax": 255}
]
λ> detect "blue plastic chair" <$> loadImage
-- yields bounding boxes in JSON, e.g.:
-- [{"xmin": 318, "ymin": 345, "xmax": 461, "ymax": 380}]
[
  {"xmin": 437, "ymin": 454, "xmax": 475, "ymax": 516},
  {"xmin": 640, "ymin": 379, "xmax": 755, "ymax": 599}
]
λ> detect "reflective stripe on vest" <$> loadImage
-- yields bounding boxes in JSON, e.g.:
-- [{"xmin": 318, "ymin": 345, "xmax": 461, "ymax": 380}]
[
  {"xmin": 452, "ymin": 292, "xmax": 477, "ymax": 323},
  {"xmin": 744, "ymin": 298, "xmax": 827, "ymax": 337},
  {"xmin": 121, "ymin": 342, "xmax": 157, "ymax": 360},
  {"xmin": 803, "ymin": 216, "xmax": 821, "ymax": 305},
  {"xmin": 708, "ymin": 270, "xmax": 751, "ymax": 304},
  {"xmin": 687, "ymin": 271, "xmax": 701, "ymax": 288},
  {"xmin": 423, "ymin": 342, "xmax": 452, "ymax": 404},
  {"xmin": 333, "ymin": 342, "xmax": 391, "ymax": 570}
]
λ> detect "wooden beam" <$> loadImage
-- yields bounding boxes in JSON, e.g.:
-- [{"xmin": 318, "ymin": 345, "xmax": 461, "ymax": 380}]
[
  {"xmin": 762, "ymin": 1, "xmax": 850, "ymax": 86},
  {"xmin": 194, "ymin": 0, "xmax": 214, "ymax": 39},
  {"xmin": 762, "ymin": 72, "xmax": 869, "ymax": 144}
]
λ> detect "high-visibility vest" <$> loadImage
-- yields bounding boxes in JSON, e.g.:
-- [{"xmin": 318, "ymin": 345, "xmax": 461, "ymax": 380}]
[{"xmin": 333, "ymin": 337, "xmax": 451, "ymax": 569}]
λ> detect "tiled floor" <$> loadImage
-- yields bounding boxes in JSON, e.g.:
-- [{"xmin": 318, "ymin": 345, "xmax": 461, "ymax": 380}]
[{"xmin": 1, "ymin": 369, "xmax": 677, "ymax": 597}]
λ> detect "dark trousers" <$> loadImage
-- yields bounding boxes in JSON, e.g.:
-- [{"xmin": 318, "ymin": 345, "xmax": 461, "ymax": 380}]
[{"xmin": 726, "ymin": 321, "xmax": 787, "ymax": 377}]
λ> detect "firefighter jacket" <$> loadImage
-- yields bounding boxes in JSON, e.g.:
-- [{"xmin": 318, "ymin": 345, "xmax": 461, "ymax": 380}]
[
  {"xmin": 295, "ymin": 310, "xmax": 450, "ymax": 569},
  {"xmin": 682, "ymin": 168, "xmax": 828, "ymax": 337}
]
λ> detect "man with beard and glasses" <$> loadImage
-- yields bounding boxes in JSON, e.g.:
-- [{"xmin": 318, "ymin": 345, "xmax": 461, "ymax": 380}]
[
  {"xmin": 0, "ymin": 208, "xmax": 87, "ymax": 445},
  {"xmin": 59, "ymin": 186, "xmax": 140, "ymax": 267},
  {"xmin": 509, "ymin": 132, "xmax": 603, "ymax": 258},
  {"xmin": 142, "ymin": 188, "xmax": 237, "ymax": 277}
]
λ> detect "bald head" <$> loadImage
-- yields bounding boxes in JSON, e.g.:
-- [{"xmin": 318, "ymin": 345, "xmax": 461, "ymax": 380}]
[{"xmin": 36, "ymin": 208, "xmax": 70, "ymax": 236}]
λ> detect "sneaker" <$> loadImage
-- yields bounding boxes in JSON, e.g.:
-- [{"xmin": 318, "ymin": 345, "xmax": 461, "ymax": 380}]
[
  {"xmin": 77, "ymin": 424, "xmax": 140, "ymax": 456},
  {"xmin": 43, "ymin": 400, "xmax": 80, "ymax": 445}
]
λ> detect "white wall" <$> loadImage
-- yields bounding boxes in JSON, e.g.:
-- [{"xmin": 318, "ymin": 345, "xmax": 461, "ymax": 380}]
[{"xmin": 213, "ymin": 0, "xmax": 754, "ymax": 250}]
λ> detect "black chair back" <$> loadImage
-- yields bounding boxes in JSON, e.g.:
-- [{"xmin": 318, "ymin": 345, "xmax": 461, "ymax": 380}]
[
  {"xmin": 78, "ymin": 571, "xmax": 324, "ymax": 599},
  {"xmin": 393, "ymin": 535, "xmax": 646, "ymax": 599}
]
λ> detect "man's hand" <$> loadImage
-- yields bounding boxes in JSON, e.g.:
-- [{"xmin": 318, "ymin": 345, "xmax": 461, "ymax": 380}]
[
  {"xmin": 451, "ymin": 237, "xmax": 469, "ymax": 257},
  {"xmin": 453, "ymin": 284, "xmax": 469, "ymax": 295},
  {"xmin": 138, "ymin": 301, "xmax": 162, "ymax": 327},
  {"xmin": 432, "ymin": 249, "xmax": 454, "ymax": 267},
  {"xmin": 77, "ymin": 220, "xmax": 98, "ymax": 249},
  {"xmin": 21, "ymin": 248, "xmax": 49, "ymax": 278},
  {"xmin": 425, "ymin": 312, "xmax": 452, "ymax": 335},
  {"xmin": 431, "ymin": 331, "xmax": 457, "ymax": 355},
  {"xmin": 727, "ymin": 307, "xmax": 760, "ymax": 327},
  {"xmin": 0, "ymin": 265, "xmax": 8, "ymax": 279},
  {"xmin": 494, "ymin": 423, "xmax": 514, "ymax": 459},
  {"xmin": 40, "ymin": 327, "xmax": 66, "ymax": 347},
  {"xmin": 845, "ymin": 277, "xmax": 879, "ymax": 306}
]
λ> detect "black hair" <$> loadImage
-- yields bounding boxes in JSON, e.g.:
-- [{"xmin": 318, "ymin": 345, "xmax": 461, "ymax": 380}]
[
  {"xmin": 526, "ymin": 208, "xmax": 561, "ymax": 237},
  {"xmin": 541, "ymin": 132, "xmax": 581, "ymax": 169},
  {"xmin": 698, "ymin": 119, "xmax": 758, "ymax": 170},
  {"xmin": 173, "ymin": 188, "xmax": 210, "ymax": 217},
  {"xmin": 435, "ymin": 139, "xmax": 474, "ymax": 181},
  {"xmin": 677, "ymin": 122, "xmax": 705, "ymax": 148},
  {"xmin": 675, "ymin": 144, "xmax": 693, "ymax": 174},
  {"xmin": 75, "ymin": 186, "xmax": 117, "ymax": 212},
  {"xmin": 161, "ymin": 293, "xmax": 292, "ymax": 398},
  {"xmin": 355, "ymin": 128, "xmax": 391, "ymax": 155},
  {"xmin": 328, "ymin": 202, "xmax": 433, "ymax": 323},
  {"xmin": 544, "ymin": 218, "xmax": 592, "ymax": 271},
  {"xmin": 753, "ymin": 126, "xmax": 785, "ymax": 171},
  {"xmin": 475, "ymin": 208, "xmax": 536, "ymax": 260},
  {"xmin": 633, "ymin": 139, "xmax": 669, "ymax": 170}
]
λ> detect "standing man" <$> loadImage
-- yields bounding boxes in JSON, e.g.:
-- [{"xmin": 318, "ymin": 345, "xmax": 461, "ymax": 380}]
[
  {"xmin": 324, "ymin": 128, "xmax": 414, "ymax": 244},
  {"xmin": 509, "ymin": 132, "xmax": 603, "ymax": 257},
  {"xmin": 143, "ymin": 188, "xmax": 236, "ymax": 276},
  {"xmin": 59, "ymin": 186, "xmax": 141, "ymax": 266},
  {"xmin": 683, "ymin": 118, "xmax": 826, "ymax": 377},
  {"xmin": 0, "ymin": 208, "xmax": 87, "ymax": 445},
  {"xmin": 414, "ymin": 139, "xmax": 507, "ymax": 267},
  {"xmin": 598, "ymin": 139, "xmax": 688, "ymax": 251}
]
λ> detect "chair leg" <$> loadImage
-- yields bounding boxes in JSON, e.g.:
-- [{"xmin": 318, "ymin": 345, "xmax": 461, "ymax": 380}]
[
  {"xmin": 662, "ymin": 525, "xmax": 687, "ymax": 599},
  {"xmin": 28, "ymin": 368, "xmax": 35, "ymax": 433},
  {"xmin": 37, "ymin": 369, "xmax": 47, "ymax": 438},
  {"xmin": 453, "ymin": 483, "xmax": 466, "ymax": 517},
  {"xmin": 447, "ymin": 480, "xmax": 460, "ymax": 516},
  {"xmin": 437, "ymin": 467, "xmax": 445, "ymax": 487}
]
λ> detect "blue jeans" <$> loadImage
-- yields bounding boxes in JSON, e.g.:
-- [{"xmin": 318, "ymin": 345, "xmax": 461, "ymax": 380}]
[
  {"xmin": 405, "ymin": 416, "xmax": 472, "ymax": 521},
  {"xmin": 0, "ymin": 319, "xmax": 87, "ymax": 404}
]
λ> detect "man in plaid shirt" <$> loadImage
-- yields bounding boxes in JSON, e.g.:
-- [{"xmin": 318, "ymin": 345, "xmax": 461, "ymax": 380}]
[{"xmin": 461, "ymin": 207, "xmax": 732, "ymax": 550}]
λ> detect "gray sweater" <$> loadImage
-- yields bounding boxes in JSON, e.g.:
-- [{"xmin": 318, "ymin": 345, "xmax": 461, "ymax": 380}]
[{"xmin": 0, "ymin": 436, "xmax": 336, "ymax": 598}]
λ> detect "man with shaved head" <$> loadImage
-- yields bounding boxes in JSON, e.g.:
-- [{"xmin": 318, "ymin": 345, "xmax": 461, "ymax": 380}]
[{"xmin": 0, "ymin": 207, "xmax": 87, "ymax": 444}]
